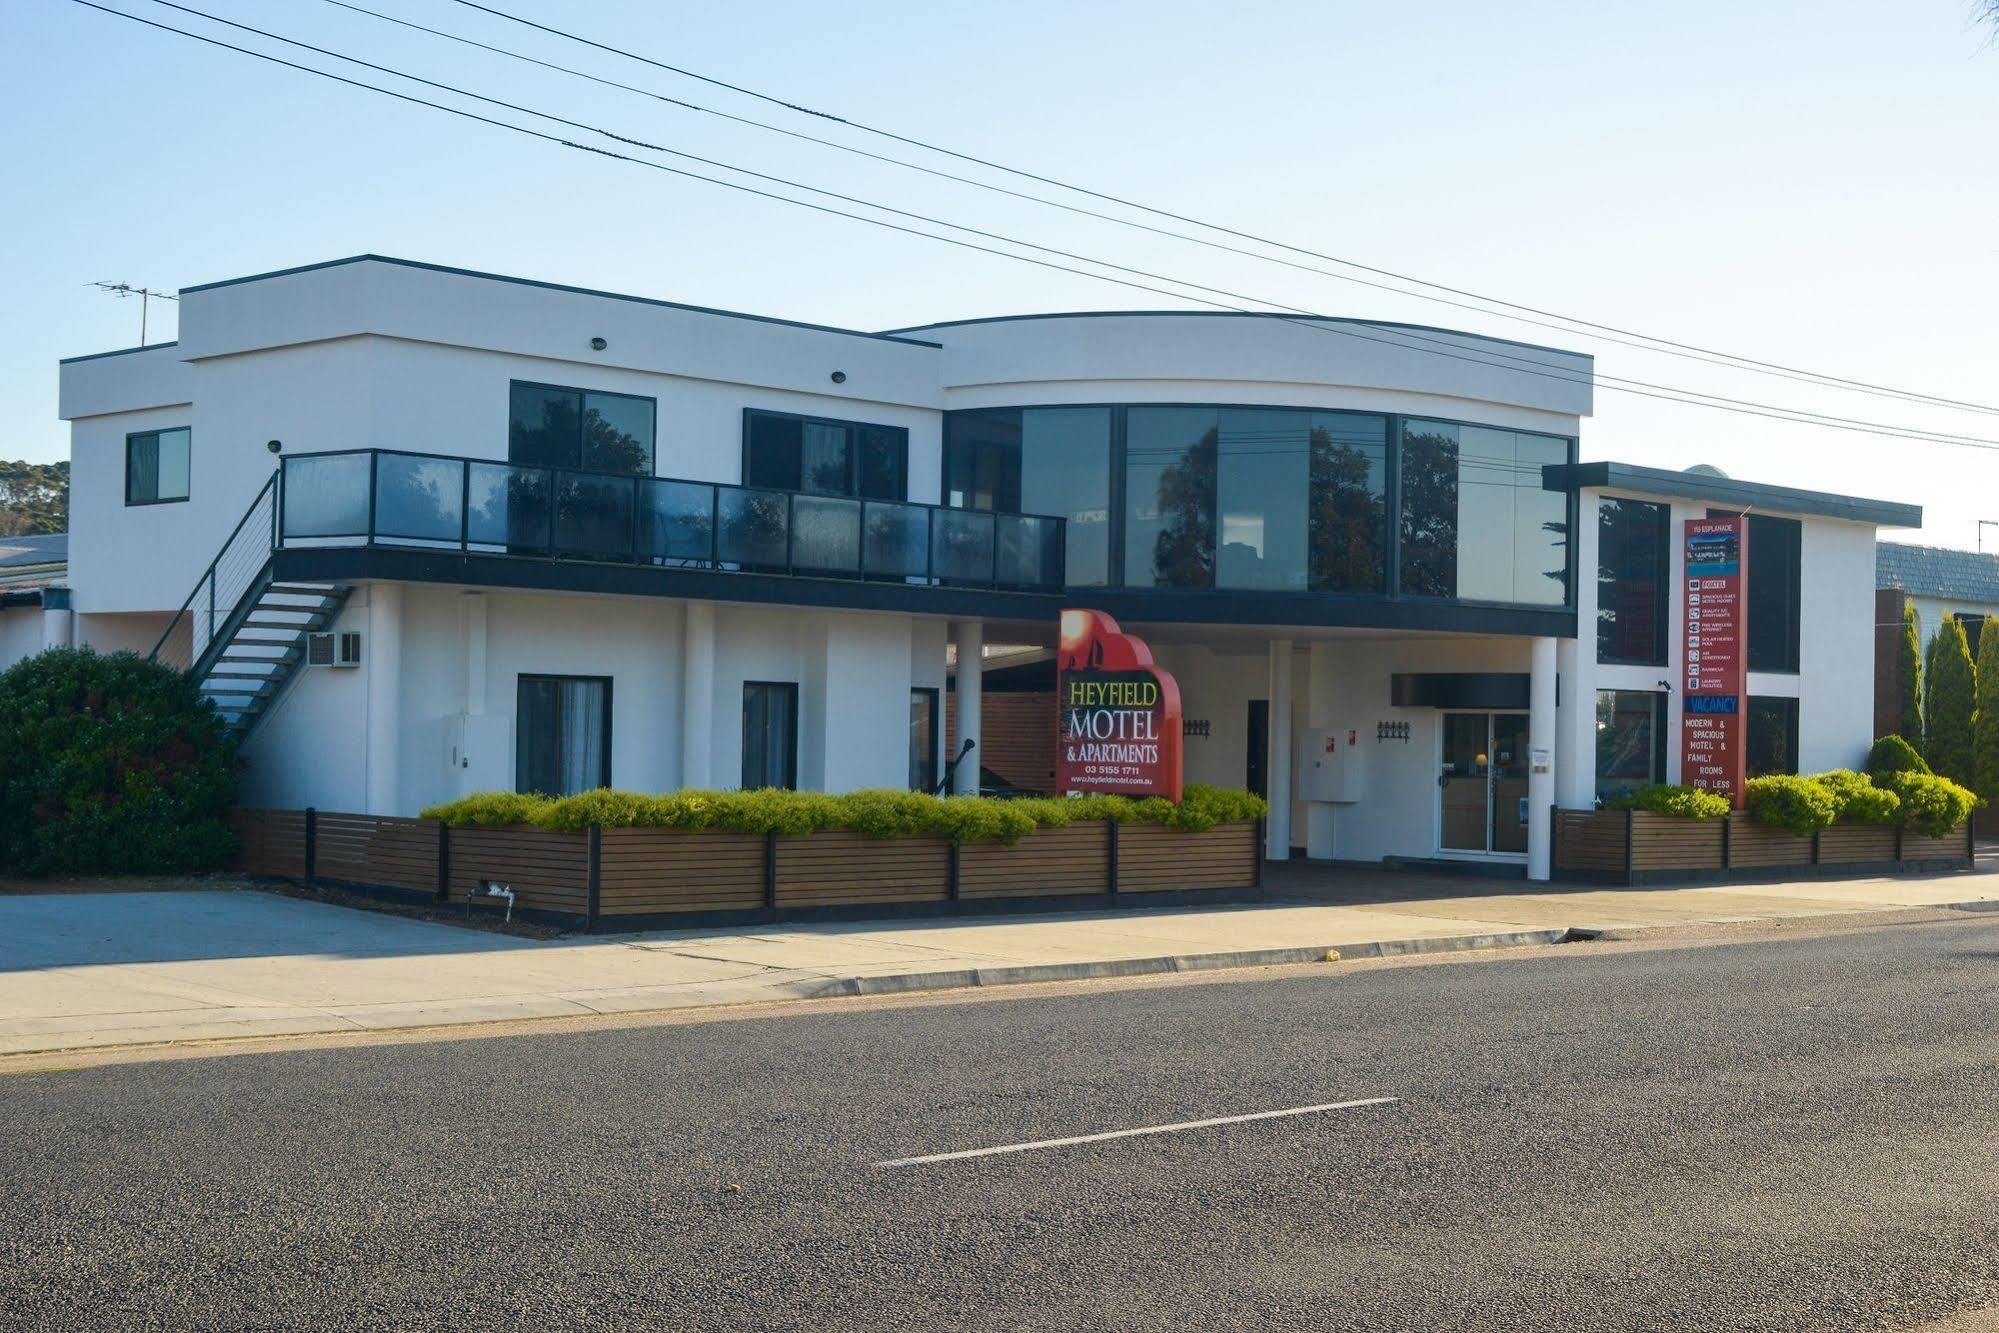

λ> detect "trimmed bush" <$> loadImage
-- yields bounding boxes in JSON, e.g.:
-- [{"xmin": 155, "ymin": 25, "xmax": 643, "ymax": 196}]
[
  {"xmin": 420, "ymin": 784, "xmax": 1270, "ymax": 845},
  {"xmin": 1924, "ymin": 617, "xmax": 1976, "ymax": 786},
  {"xmin": 1897, "ymin": 602, "xmax": 1924, "ymax": 751},
  {"xmin": 1604, "ymin": 784, "xmax": 1730, "ymax": 820},
  {"xmin": 0, "ymin": 647, "xmax": 237, "ymax": 875},
  {"xmin": 1744, "ymin": 775, "xmax": 1838, "ymax": 837},
  {"xmin": 1866, "ymin": 734, "xmax": 1930, "ymax": 782},
  {"xmin": 1977, "ymin": 622, "xmax": 1999, "ymax": 802},
  {"xmin": 1882, "ymin": 771, "xmax": 1980, "ymax": 838},
  {"xmin": 1808, "ymin": 769, "xmax": 1900, "ymax": 826}
]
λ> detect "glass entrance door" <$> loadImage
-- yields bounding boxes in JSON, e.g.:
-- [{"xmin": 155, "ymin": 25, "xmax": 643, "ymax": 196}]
[{"xmin": 1438, "ymin": 712, "xmax": 1530, "ymax": 856}]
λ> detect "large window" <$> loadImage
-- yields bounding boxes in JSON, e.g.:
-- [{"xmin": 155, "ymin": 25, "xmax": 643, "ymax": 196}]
[
  {"xmin": 1746, "ymin": 695, "xmax": 1800, "ymax": 776},
  {"xmin": 1595, "ymin": 690, "xmax": 1666, "ymax": 804},
  {"xmin": 742, "ymin": 681, "xmax": 799, "ymax": 790},
  {"xmin": 125, "ymin": 427, "xmax": 190, "ymax": 505},
  {"xmin": 516, "ymin": 675, "xmax": 611, "ymax": 796},
  {"xmin": 909, "ymin": 688, "xmax": 939, "ymax": 792},
  {"xmin": 1216, "ymin": 409, "xmax": 1388, "ymax": 593},
  {"xmin": 1124, "ymin": 406, "xmax": 1218, "ymax": 589},
  {"xmin": 744, "ymin": 409, "xmax": 906, "ymax": 501},
  {"xmin": 508, "ymin": 382, "xmax": 655, "ymax": 474},
  {"xmin": 1399, "ymin": 420, "xmax": 1570, "ymax": 605},
  {"xmin": 945, "ymin": 407, "xmax": 1111, "ymax": 586},
  {"xmin": 1598, "ymin": 497, "xmax": 1669, "ymax": 665},
  {"xmin": 1745, "ymin": 514, "xmax": 1801, "ymax": 674}
]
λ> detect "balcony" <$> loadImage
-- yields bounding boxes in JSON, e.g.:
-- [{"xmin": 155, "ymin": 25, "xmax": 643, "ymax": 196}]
[{"xmin": 276, "ymin": 449, "xmax": 1067, "ymax": 594}]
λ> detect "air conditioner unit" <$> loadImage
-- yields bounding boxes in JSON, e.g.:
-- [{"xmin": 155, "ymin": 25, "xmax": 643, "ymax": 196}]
[{"xmin": 307, "ymin": 632, "xmax": 363, "ymax": 668}]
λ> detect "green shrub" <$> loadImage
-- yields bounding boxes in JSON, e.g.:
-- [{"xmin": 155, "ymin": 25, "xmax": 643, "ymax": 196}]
[
  {"xmin": 1882, "ymin": 771, "xmax": 1980, "ymax": 837},
  {"xmin": 1808, "ymin": 769, "xmax": 1901, "ymax": 826},
  {"xmin": 1898, "ymin": 602, "xmax": 1924, "ymax": 751},
  {"xmin": 0, "ymin": 647, "xmax": 238, "ymax": 875},
  {"xmin": 1603, "ymin": 784, "xmax": 1731, "ymax": 820},
  {"xmin": 1744, "ymin": 775, "xmax": 1839, "ymax": 837},
  {"xmin": 1924, "ymin": 618, "xmax": 1977, "ymax": 786},
  {"xmin": 1977, "ymin": 621, "xmax": 1999, "ymax": 802},
  {"xmin": 1866, "ymin": 734, "xmax": 1931, "ymax": 782},
  {"xmin": 419, "ymin": 783, "xmax": 1270, "ymax": 844}
]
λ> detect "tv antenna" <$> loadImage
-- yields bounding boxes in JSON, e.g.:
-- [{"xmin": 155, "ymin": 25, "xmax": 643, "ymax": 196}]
[{"xmin": 90, "ymin": 281, "xmax": 178, "ymax": 343}]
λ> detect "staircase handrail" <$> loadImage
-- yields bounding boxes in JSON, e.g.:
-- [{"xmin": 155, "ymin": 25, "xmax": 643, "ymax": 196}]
[{"xmin": 147, "ymin": 468, "xmax": 280, "ymax": 669}]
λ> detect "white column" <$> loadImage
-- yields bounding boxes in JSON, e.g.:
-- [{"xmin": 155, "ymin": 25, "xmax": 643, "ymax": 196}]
[
  {"xmin": 1553, "ymin": 636, "xmax": 1593, "ymax": 810},
  {"xmin": 1266, "ymin": 638, "xmax": 1293, "ymax": 860},
  {"xmin": 40, "ymin": 589, "xmax": 74, "ymax": 650},
  {"xmin": 364, "ymin": 584, "xmax": 403, "ymax": 816},
  {"xmin": 952, "ymin": 619, "xmax": 984, "ymax": 794},
  {"xmin": 1305, "ymin": 641, "xmax": 1339, "ymax": 859},
  {"xmin": 1527, "ymin": 635, "xmax": 1558, "ymax": 881},
  {"xmin": 681, "ymin": 601, "xmax": 715, "ymax": 790}
]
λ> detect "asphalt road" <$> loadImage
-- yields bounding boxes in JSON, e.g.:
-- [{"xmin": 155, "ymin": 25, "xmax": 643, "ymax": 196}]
[{"xmin": 6, "ymin": 915, "xmax": 1999, "ymax": 1331}]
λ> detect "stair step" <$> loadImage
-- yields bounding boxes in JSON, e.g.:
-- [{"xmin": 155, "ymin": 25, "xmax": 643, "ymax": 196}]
[
  {"xmin": 201, "ymin": 680, "xmax": 277, "ymax": 696},
  {"xmin": 204, "ymin": 669, "xmax": 284, "ymax": 680},
  {"xmin": 265, "ymin": 584, "xmax": 345, "ymax": 596},
  {"xmin": 230, "ymin": 637, "xmax": 306, "ymax": 648},
  {"xmin": 240, "ymin": 618, "xmax": 330, "ymax": 630}
]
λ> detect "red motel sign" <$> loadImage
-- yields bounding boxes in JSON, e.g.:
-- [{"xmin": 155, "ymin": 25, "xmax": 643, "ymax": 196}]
[
  {"xmin": 1680, "ymin": 517, "xmax": 1747, "ymax": 808},
  {"xmin": 1055, "ymin": 609, "xmax": 1184, "ymax": 802}
]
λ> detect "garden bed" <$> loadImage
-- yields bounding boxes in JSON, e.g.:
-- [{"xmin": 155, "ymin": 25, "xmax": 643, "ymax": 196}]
[{"xmin": 1554, "ymin": 808, "xmax": 1973, "ymax": 885}]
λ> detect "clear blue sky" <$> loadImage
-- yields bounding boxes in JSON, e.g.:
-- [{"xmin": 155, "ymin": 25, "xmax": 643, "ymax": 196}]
[{"xmin": 3, "ymin": 1, "xmax": 1995, "ymax": 545}]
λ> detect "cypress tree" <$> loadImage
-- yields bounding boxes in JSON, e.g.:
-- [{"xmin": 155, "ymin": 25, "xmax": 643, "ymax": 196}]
[
  {"xmin": 1976, "ymin": 622, "xmax": 1999, "ymax": 802},
  {"xmin": 1898, "ymin": 602, "xmax": 1923, "ymax": 750},
  {"xmin": 1923, "ymin": 617, "xmax": 1977, "ymax": 787}
]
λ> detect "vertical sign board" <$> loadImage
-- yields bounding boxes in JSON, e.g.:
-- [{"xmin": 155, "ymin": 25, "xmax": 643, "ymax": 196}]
[
  {"xmin": 1055, "ymin": 609, "xmax": 1184, "ymax": 801},
  {"xmin": 1681, "ymin": 517, "xmax": 1748, "ymax": 808}
]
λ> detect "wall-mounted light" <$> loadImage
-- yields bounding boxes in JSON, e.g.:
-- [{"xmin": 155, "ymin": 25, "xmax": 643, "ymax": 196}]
[
  {"xmin": 589, "ymin": 336, "xmax": 608, "ymax": 351},
  {"xmin": 829, "ymin": 370, "xmax": 847, "ymax": 384},
  {"xmin": 266, "ymin": 439, "xmax": 283, "ymax": 455}
]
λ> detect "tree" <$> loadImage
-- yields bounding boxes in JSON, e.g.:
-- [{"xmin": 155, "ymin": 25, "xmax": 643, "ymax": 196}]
[
  {"xmin": 0, "ymin": 459, "xmax": 67, "ymax": 535},
  {"xmin": 1976, "ymin": 622, "xmax": 1999, "ymax": 802},
  {"xmin": 1922, "ymin": 617, "xmax": 1977, "ymax": 788},
  {"xmin": 1898, "ymin": 602, "xmax": 1924, "ymax": 750}
]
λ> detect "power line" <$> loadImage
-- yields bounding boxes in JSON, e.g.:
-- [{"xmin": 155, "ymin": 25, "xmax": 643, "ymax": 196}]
[
  {"xmin": 439, "ymin": 0, "xmax": 1999, "ymax": 421},
  {"xmin": 68, "ymin": 0, "xmax": 1999, "ymax": 453}
]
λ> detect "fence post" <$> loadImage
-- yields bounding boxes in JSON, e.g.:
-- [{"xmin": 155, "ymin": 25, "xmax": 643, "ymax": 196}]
[
  {"xmin": 1894, "ymin": 820, "xmax": 1905, "ymax": 864},
  {"xmin": 1721, "ymin": 812, "xmax": 1734, "ymax": 871},
  {"xmin": 763, "ymin": 830, "xmax": 779, "ymax": 911},
  {"xmin": 1107, "ymin": 819, "xmax": 1121, "ymax": 902},
  {"xmin": 1623, "ymin": 808, "xmax": 1635, "ymax": 886},
  {"xmin": 303, "ymin": 806, "xmax": 318, "ymax": 882},
  {"xmin": 1254, "ymin": 816, "xmax": 1266, "ymax": 888},
  {"xmin": 586, "ymin": 824, "xmax": 602, "ymax": 932},
  {"xmin": 947, "ymin": 841, "xmax": 961, "ymax": 901},
  {"xmin": 434, "ymin": 821, "xmax": 450, "ymax": 903},
  {"xmin": 1810, "ymin": 828, "xmax": 1822, "ymax": 868}
]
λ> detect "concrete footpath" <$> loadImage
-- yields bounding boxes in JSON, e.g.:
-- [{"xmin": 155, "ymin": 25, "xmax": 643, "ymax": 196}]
[{"xmin": 2, "ymin": 867, "xmax": 1995, "ymax": 1057}]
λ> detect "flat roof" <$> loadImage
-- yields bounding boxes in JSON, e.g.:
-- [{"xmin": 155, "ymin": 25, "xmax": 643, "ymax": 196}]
[
  {"xmin": 883, "ymin": 309, "xmax": 1593, "ymax": 360},
  {"xmin": 1548, "ymin": 461, "xmax": 1922, "ymax": 529}
]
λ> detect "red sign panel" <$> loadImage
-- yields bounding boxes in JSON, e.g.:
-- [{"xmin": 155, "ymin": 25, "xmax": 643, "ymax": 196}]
[
  {"xmin": 1681, "ymin": 517, "xmax": 1748, "ymax": 808},
  {"xmin": 1055, "ymin": 609, "xmax": 1184, "ymax": 801}
]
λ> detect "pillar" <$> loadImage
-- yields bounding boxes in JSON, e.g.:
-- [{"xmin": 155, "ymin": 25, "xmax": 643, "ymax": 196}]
[
  {"xmin": 1552, "ymin": 636, "xmax": 1593, "ymax": 810},
  {"xmin": 1265, "ymin": 638, "xmax": 1293, "ymax": 860},
  {"xmin": 1305, "ymin": 640, "xmax": 1339, "ymax": 859},
  {"xmin": 364, "ymin": 584, "xmax": 403, "ymax": 816},
  {"xmin": 681, "ymin": 601, "xmax": 715, "ymax": 790},
  {"xmin": 40, "ymin": 588, "xmax": 74, "ymax": 650},
  {"xmin": 952, "ymin": 619, "xmax": 984, "ymax": 794},
  {"xmin": 1527, "ymin": 635, "xmax": 1558, "ymax": 881}
]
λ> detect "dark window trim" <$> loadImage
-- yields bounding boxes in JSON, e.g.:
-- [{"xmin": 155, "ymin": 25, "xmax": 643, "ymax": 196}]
[
  {"xmin": 909, "ymin": 686, "xmax": 941, "ymax": 792},
  {"xmin": 514, "ymin": 673, "xmax": 614, "ymax": 794},
  {"xmin": 741, "ymin": 679, "xmax": 800, "ymax": 791},
  {"xmin": 941, "ymin": 402, "xmax": 1575, "ymax": 611},
  {"xmin": 1597, "ymin": 496, "xmax": 1671, "ymax": 666},
  {"xmin": 1592, "ymin": 688, "xmax": 1668, "ymax": 802},
  {"xmin": 1746, "ymin": 693, "xmax": 1801, "ymax": 777},
  {"xmin": 509, "ymin": 378, "xmax": 659, "ymax": 474},
  {"xmin": 739, "ymin": 407, "xmax": 910, "ymax": 501},
  {"xmin": 124, "ymin": 426, "xmax": 191, "ymax": 507}
]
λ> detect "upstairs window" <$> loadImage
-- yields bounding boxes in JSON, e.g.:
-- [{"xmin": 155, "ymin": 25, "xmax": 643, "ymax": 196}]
[
  {"xmin": 126, "ymin": 427, "xmax": 190, "ymax": 505},
  {"xmin": 743, "ymin": 409, "xmax": 906, "ymax": 501},
  {"xmin": 1597, "ymin": 497, "xmax": 1669, "ymax": 665},
  {"xmin": 1709, "ymin": 510, "xmax": 1802, "ymax": 674},
  {"xmin": 508, "ymin": 381, "xmax": 655, "ymax": 474},
  {"xmin": 1399, "ymin": 420, "xmax": 1570, "ymax": 606}
]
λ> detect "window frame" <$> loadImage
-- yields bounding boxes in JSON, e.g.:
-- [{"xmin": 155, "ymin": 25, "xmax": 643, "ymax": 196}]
[
  {"xmin": 1708, "ymin": 509, "xmax": 1802, "ymax": 675},
  {"xmin": 1745, "ymin": 694, "xmax": 1801, "ymax": 777},
  {"xmin": 124, "ymin": 426, "xmax": 191, "ymax": 507},
  {"xmin": 908, "ymin": 686, "xmax": 941, "ymax": 793},
  {"xmin": 1596, "ymin": 496, "xmax": 1671, "ymax": 666},
  {"xmin": 507, "ymin": 379, "xmax": 658, "ymax": 475},
  {"xmin": 1593, "ymin": 688, "xmax": 1668, "ymax": 805},
  {"xmin": 740, "ymin": 407, "xmax": 909, "ymax": 502},
  {"xmin": 513, "ymin": 673, "xmax": 614, "ymax": 796},
  {"xmin": 741, "ymin": 680, "xmax": 800, "ymax": 791}
]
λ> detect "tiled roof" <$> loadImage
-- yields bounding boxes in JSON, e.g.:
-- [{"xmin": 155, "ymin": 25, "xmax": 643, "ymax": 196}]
[
  {"xmin": 1877, "ymin": 541, "xmax": 1999, "ymax": 605},
  {"xmin": 0, "ymin": 532, "xmax": 65, "ymax": 570}
]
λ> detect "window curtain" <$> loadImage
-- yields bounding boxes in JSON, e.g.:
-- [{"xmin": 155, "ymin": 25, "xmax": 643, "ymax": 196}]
[
  {"xmin": 129, "ymin": 436, "xmax": 160, "ymax": 501},
  {"xmin": 559, "ymin": 679, "xmax": 605, "ymax": 793}
]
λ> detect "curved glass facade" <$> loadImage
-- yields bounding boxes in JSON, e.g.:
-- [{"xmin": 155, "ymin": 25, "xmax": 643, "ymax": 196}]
[{"xmin": 945, "ymin": 404, "xmax": 1571, "ymax": 608}]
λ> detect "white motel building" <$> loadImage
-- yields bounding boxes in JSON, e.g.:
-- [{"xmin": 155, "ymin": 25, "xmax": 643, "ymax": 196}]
[{"xmin": 26, "ymin": 256, "xmax": 1920, "ymax": 880}]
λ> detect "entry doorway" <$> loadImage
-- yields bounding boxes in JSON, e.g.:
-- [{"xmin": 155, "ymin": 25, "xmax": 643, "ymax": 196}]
[
  {"xmin": 1438, "ymin": 711, "xmax": 1529, "ymax": 858},
  {"xmin": 1245, "ymin": 699, "xmax": 1269, "ymax": 799}
]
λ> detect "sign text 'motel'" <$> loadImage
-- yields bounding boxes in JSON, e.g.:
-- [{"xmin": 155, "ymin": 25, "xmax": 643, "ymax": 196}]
[
  {"xmin": 1680, "ymin": 517, "xmax": 1747, "ymax": 808},
  {"xmin": 1055, "ymin": 609, "xmax": 1184, "ymax": 802}
]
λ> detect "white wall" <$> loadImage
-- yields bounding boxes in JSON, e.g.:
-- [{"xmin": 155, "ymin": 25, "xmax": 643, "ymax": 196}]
[{"xmin": 0, "ymin": 606, "xmax": 43, "ymax": 668}]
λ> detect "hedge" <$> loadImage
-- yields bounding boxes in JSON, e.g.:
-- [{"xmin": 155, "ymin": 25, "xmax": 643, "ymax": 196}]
[
  {"xmin": 1881, "ymin": 771, "xmax": 1980, "ymax": 838},
  {"xmin": 1809, "ymin": 769, "xmax": 1900, "ymax": 827},
  {"xmin": 1866, "ymin": 734, "xmax": 1930, "ymax": 782},
  {"xmin": 1604, "ymin": 784, "xmax": 1730, "ymax": 820},
  {"xmin": 1745, "ymin": 775, "xmax": 1840, "ymax": 837},
  {"xmin": 420, "ymin": 784, "xmax": 1270, "ymax": 845}
]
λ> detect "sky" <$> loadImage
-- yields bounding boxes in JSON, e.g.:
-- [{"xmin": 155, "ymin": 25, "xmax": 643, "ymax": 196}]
[{"xmin": 2, "ymin": 0, "xmax": 1995, "ymax": 547}]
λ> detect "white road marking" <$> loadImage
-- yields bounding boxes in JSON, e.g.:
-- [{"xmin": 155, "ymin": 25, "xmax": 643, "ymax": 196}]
[{"xmin": 875, "ymin": 1096, "xmax": 1398, "ymax": 1167}]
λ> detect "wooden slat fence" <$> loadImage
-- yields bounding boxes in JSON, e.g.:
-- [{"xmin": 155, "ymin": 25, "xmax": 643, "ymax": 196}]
[{"xmin": 1553, "ymin": 806, "xmax": 1972, "ymax": 884}]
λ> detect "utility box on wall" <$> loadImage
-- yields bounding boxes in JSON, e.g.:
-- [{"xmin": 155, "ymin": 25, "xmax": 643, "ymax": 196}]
[
  {"xmin": 1295, "ymin": 727, "xmax": 1365, "ymax": 803},
  {"xmin": 449, "ymin": 714, "xmax": 514, "ymax": 796}
]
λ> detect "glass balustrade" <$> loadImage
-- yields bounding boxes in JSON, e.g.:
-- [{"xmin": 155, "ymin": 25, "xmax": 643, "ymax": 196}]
[{"xmin": 279, "ymin": 449, "xmax": 1066, "ymax": 592}]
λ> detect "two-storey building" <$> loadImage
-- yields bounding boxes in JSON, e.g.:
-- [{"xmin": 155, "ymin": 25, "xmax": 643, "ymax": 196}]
[{"xmin": 51, "ymin": 256, "xmax": 1920, "ymax": 879}]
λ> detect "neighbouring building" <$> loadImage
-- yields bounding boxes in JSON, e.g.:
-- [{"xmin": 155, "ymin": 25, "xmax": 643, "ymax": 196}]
[
  {"xmin": 51, "ymin": 255, "xmax": 1921, "ymax": 879},
  {"xmin": 1874, "ymin": 541, "xmax": 1999, "ymax": 737},
  {"xmin": 0, "ymin": 531, "xmax": 69, "ymax": 667}
]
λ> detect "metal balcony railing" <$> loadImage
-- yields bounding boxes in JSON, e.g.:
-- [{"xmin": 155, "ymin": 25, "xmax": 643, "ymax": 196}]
[{"xmin": 276, "ymin": 449, "xmax": 1068, "ymax": 592}]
